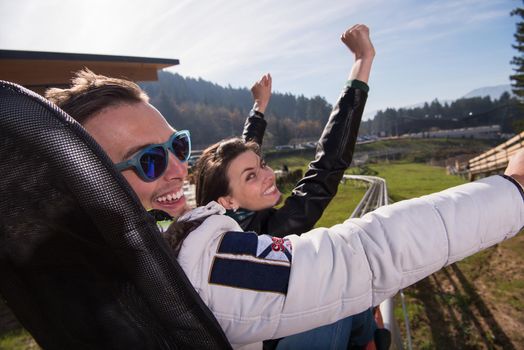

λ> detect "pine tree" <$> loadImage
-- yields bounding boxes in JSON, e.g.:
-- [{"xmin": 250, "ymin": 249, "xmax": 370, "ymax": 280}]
[{"xmin": 510, "ymin": 2, "xmax": 524, "ymax": 102}]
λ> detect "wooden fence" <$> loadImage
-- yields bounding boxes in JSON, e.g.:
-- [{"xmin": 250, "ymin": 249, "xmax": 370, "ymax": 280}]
[{"xmin": 468, "ymin": 131, "xmax": 524, "ymax": 180}]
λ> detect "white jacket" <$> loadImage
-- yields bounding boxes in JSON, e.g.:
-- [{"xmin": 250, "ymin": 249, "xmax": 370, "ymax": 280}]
[{"xmin": 177, "ymin": 175, "xmax": 524, "ymax": 349}]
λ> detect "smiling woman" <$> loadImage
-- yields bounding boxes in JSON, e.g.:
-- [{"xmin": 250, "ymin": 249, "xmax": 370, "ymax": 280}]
[
  {"xmin": 214, "ymin": 144, "xmax": 281, "ymax": 211},
  {"xmin": 195, "ymin": 138, "xmax": 267, "ymax": 211}
]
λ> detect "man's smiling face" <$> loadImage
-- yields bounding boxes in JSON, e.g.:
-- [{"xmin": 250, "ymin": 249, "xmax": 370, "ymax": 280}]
[{"xmin": 84, "ymin": 101, "xmax": 189, "ymax": 218}]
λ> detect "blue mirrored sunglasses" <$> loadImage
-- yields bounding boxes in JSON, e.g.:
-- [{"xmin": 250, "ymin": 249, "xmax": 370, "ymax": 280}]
[{"xmin": 115, "ymin": 130, "xmax": 191, "ymax": 182}]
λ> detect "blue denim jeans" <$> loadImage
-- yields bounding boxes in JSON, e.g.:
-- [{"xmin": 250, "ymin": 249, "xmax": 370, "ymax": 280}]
[{"xmin": 275, "ymin": 308, "xmax": 376, "ymax": 350}]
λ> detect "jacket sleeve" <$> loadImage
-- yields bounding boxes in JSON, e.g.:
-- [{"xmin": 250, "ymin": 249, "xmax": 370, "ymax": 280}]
[
  {"xmin": 242, "ymin": 111, "xmax": 267, "ymax": 145},
  {"xmin": 261, "ymin": 83, "xmax": 368, "ymax": 237},
  {"xmin": 202, "ymin": 175, "xmax": 524, "ymax": 346}
]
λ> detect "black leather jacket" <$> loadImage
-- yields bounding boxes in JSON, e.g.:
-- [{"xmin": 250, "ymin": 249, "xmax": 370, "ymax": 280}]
[{"xmin": 237, "ymin": 83, "xmax": 368, "ymax": 237}]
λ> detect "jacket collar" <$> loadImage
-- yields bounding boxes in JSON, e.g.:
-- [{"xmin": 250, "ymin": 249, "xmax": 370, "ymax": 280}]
[
  {"xmin": 225, "ymin": 208, "xmax": 255, "ymax": 223},
  {"xmin": 178, "ymin": 201, "xmax": 226, "ymax": 222}
]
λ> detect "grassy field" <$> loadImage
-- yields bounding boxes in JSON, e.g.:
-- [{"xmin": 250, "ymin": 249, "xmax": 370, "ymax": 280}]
[
  {"xmin": 0, "ymin": 329, "xmax": 39, "ymax": 350},
  {"xmin": 356, "ymin": 138, "xmax": 497, "ymax": 163},
  {"xmin": 313, "ymin": 180, "xmax": 368, "ymax": 228},
  {"xmin": 369, "ymin": 161, "xmax": 467, "ymax": 201}
]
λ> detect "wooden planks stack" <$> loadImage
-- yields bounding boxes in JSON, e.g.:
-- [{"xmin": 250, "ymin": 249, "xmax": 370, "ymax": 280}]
[{"xmin": 468, "ymin": 131, "xmax": 524, "ymax": 180}]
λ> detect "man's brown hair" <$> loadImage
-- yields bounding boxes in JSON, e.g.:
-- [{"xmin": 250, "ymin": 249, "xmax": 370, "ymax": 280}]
[{"xmin": 45, "ymin": 69, "xmax": 149, "ymax": 125}]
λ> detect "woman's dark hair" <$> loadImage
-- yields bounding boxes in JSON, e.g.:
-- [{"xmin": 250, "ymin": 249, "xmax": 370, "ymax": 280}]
[
  {"xmin": 163, "ymin": 216, "xmax": 208, "ymax": 256},
  {"xmin": 163, "ymin": 138, "xmax": 259, "ymax": 256},
  {"xmin": 194, "ymin": 138, "xmax": 260, "ymax": 207}
]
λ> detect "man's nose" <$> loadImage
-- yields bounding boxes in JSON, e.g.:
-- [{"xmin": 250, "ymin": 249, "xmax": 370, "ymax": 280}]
[{"xmin": 163, "ymin": 152, "xmax": 188, "ymax": 180}]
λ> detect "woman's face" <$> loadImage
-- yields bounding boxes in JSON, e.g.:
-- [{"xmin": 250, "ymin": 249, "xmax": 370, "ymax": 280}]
[{"xmin": 221, "ymin": 150, "xmax": 281, "ymax": 211}]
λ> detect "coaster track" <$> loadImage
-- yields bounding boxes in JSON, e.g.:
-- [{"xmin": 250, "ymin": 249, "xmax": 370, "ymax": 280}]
[{"xmin": 344, "ymin": 174, "xmax": 413, "ymax": 350}]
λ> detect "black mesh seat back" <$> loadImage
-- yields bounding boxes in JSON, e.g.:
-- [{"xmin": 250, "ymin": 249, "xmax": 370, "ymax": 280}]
[{"xmin": 0, "ymin": 81, "xmax": 231, "ymax": 350}]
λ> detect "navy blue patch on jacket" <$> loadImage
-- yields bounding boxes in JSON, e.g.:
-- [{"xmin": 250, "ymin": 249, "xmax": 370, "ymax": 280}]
[
  {"xmin": 209, "ymin": 257, "xmax": 290, "ymax": 294},
  {"xmin": 217, "ymin": 231, "xmax": 259, "ymax": 256}
]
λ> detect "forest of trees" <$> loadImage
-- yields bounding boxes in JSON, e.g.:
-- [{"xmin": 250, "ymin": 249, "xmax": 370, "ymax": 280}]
[
  {"xmin": 360, "ymin": 92, "xmax": 521, "ymax": 137},
  {"xmin": 140, "ymin": 71, "xmax": 522, "ymax": 148},
  {"xmin": 140, "ymin": 71, "xmax": 332, "ymax": 148},
  {"xmin": 511, "ymin": 1, "xmax": 524, "ymax": 101}
]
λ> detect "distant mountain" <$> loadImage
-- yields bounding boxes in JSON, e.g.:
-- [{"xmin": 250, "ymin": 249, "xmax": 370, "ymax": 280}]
[
  {"xmin": 462, "ymin": 84, "xmax": 512, "ymax": 100},
  {"xmin": 365, "ymin": 84, "xmax": 513, "ymax": 121},
  {"xmin": 400, "ymin": 99, "xmax": 454, "ymax": 110}
]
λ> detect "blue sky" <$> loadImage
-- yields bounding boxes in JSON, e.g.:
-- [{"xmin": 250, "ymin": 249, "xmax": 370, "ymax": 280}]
[{"xmin": 0, "ymin": 0, "xmax": 519, "ymax": 119}]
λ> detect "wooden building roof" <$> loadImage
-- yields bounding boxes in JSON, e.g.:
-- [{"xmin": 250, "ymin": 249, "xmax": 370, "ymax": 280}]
[{"xmin": 0, "ymin": 50, "xmax": 179, "ymax": 94}]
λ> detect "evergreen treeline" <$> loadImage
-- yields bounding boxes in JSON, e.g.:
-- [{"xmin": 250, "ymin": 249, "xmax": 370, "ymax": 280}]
[
  {"xmin": 139, "ymin": 71, "xmax": 332, "ymax": 148},
  {"xmin": 511, "ymin": 1, "xmax": 524, "ymax": 101},
  {"xmin": 140, "ymin": 71, "xmax": 522, "ymax": 148},
  {"xmin": 360, "ymin": 92, "xmax": 522, "ymax": 137}
]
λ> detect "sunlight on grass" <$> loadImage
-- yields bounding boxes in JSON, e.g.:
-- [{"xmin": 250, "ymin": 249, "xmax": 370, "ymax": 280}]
[
  {"xmin": 0, "ymin": 329, "xmax": 40, "ymax": 350},
  {"xmin": 315, "ymin": 180, "xmax": 368, "ymax": 228},
  {"xmin": 369, "ymin": 162, "xmax": 467, "ymax": 201}
]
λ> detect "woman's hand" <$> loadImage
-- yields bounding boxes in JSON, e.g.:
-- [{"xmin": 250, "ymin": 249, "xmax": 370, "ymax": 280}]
[
  {"xmin": 251, "ymin": 73, "xmax": 272, "ymax": 114},
  {"xmin": 341, "ymin": 24, "xmax": 375, "ymax": 84},
  {"xmin": 341, "ymin": 24, "xmax": 375, "ymax": 60}
]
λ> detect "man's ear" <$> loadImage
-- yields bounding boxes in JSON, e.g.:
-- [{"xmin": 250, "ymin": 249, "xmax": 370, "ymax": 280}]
[{"xmin": 217, "ymin": 195, "xmax": 236, "ymax": 210}]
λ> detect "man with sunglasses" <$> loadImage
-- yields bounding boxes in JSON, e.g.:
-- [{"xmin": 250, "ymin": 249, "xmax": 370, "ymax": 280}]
[
  {"xmin": 46, "ymin": 68, "xmax": 192, "ymax": 219},
  {"xmin": 44, "ymin": 65, "xmax": 524, "ymax": 349}
]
